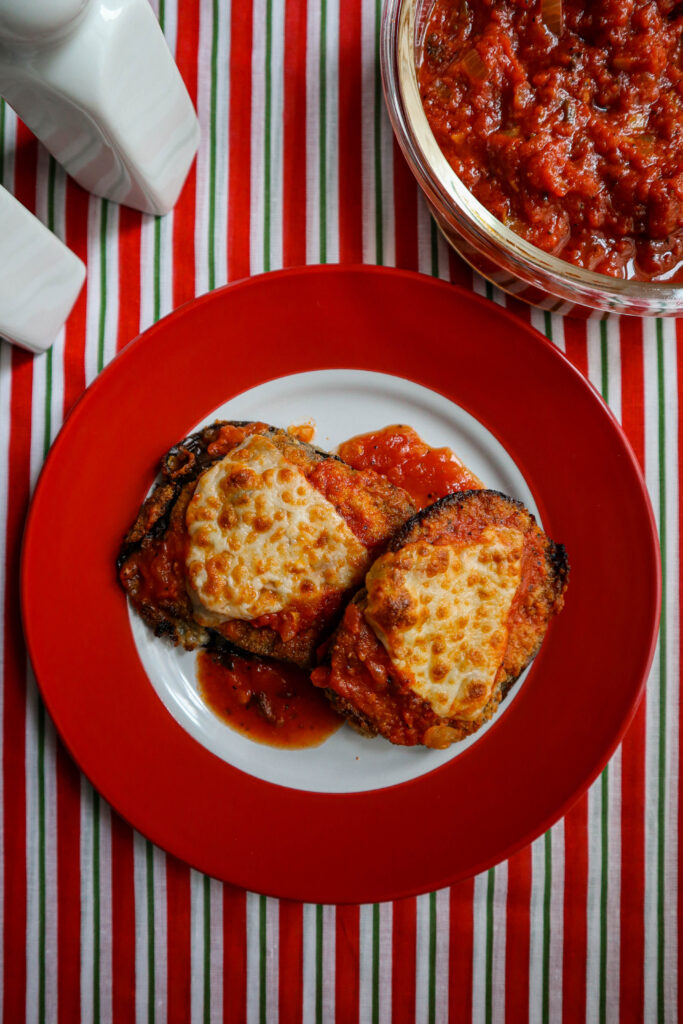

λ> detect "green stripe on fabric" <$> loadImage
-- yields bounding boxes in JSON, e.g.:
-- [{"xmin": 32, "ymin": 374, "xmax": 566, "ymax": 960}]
[
  {"xmin": 264, "ymin": 0, "xmax": 273, "ymax": 272},
  {"xmin": 485, "ymin": 869, "xmax": 494, "ymax": 1024},
  {"xmin": 543, "ymin": 310, "xmax": 553, "ymax": 341},
  {"xmin": 93, "ymin": 790, "xmax": 101, "ymax": 1024},
  {"xmin": 317, "ymin": 905, "xmax": 325, "ymax": 1024},
  {"xmin": 600, "ymin": 321, "xmax": 609, "ymax": 404},
  {"xmin": 208, "ymin": 0, "xmax": 219, "ymax": 290},
  {"xmin": 656, "ymin": 318, "xmax": 667, "ymax": 1024},
  {"xmin": 372, "ymin": 904, "xmax": 380, "ymax": 1024},
  {"xmin": 542, "ymin": 832, "xmax": 552, "ymax": 1024},
  {"xmin": 97, "ymin": 201, "xmax": 109, "ymax": 373},
  {"xmin": 430, "ymin": 218, "xmax": 439, "ymax": 278},
  {"xmin": 374, "ymin": 0, "xmax": 384, "ymax": 265},
  {"xmin": 259, "ymin": 895, "xmax": 267, "ymax": 1024},
  {"xmin": 146, "ymin": 842, "xmax": 155, "ymax": 1024},
  {"xmin": 319, "ymin": 0, "xmax": 328, "ymax": 263},
  {"xmin": 428, "ymin": 893, "xmax": 437, "ymax": 1024},
  {"xmin": 203, "ymin": 876, "xmax": 211, "ymax": 1024}
]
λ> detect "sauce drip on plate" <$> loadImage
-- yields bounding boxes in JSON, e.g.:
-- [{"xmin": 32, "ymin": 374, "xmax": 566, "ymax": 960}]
[
  {"xmin": 197, "ymin": 650, "xmax": 342, "ymax": 749},
  {"xmin": 338, "ymin": 423, "xmax": 482, "ymax": 509}
]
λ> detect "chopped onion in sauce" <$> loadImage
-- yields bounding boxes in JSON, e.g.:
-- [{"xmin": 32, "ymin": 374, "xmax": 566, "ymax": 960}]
[{"xmin": 541, "ymin": 0, "xmax": 563, "ymax": 36}]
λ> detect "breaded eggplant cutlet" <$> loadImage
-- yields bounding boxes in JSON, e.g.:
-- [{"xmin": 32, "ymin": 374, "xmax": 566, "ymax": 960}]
[
  {"xmin": 118, "ymin": 421, "xmax": 416, "ymax": 667},
  {"xmin": 312, "ymin": 489, "xmax": 569, "ymax": 747}
]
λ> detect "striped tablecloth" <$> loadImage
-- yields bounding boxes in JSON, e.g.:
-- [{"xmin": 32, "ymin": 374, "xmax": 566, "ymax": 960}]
[{"xmin": 0, "ymin": 1, "xmax": 677, "ymax": 1020}]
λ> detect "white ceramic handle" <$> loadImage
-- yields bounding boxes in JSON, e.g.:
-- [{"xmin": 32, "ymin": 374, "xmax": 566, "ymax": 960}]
[
  {"xmin": 0, "ymin": 0, "xmax": 199, "ymax": 215},
  {"xmin": 0, "ymin": 184, "xmax": 85, "ymax": 354}
]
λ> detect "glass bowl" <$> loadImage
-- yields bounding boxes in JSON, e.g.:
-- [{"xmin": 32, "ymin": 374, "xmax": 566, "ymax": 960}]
[{"xmin": 381, "ymin": 0, "xmax": 683, "ymax": 317}]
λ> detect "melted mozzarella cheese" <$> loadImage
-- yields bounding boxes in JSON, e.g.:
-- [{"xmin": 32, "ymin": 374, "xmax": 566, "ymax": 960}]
[
  {"xmin": 364, "ymin": 527, "xmax": 524, "ymax": 719},
  {"xmin": 185, "ymin": 433, "xmax": 368, "ymax": 624}
]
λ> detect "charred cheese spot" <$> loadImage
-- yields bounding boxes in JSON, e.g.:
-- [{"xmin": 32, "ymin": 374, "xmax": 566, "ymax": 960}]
[
  {"xmin": 364, "ymin": 526, "xmax": 524, "ymax": 720},
  {"xmin": 185, "ymin": 434, "xmax": 368, "ymax": 624}
]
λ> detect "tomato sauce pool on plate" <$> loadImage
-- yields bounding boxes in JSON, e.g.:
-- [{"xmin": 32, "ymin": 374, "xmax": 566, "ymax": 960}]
[
  {"xmin": 195, "ymin": 424, "xmax": 480, "ymax": 747},
  {"xmin": 419, "ymin": 0, "xmax": 683, "ymax": 281}
]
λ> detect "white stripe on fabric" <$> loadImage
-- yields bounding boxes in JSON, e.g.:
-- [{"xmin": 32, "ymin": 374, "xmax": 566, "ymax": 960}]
[
  {"xmin": 491, "ymin": 862, "xmax": 507, "ymax": 1024},
  {"xmin": 415, "ymin": 893, "xmax": 430, "ymax": 1024},
  {"xmin": 209, "ymin": 878, "xmax": 224, "ymax": 1024},
  {"xmin": 133, "ymin": 833, "xmax": 150, "ymax": 1024},
  {"xmin": 251, "ymin": 0, "xmax": 269, "ymax": 276},
  {"xmin": 194, "ymin": 0, "xmax": 215, "ymax": 296},
  {"xmin": 190, "ymin": 870, "xmax": 205, "ymax": 1024},
  {"xmin": 306, "ymin": 0, "xmax": 322, "ymax": 266},
  {"xmin": 322, "ymin": 904, "xmax": 337, "ymax": 1024},
  {"xmin": 661, "ymin": 318, "xmax": 680, "ymax": 1022},
  {"xmin": 606, "ymin": 747, "xmax": 622, "ymax": 1022},
  {"xmin": 378, "ymin": 902, "xmax": 393, "ymax": 1024},
  {"xmin": 549, "ymin": 820, "xmax": 565, "ymax": 1023},
  {"xmin": 434, "ymin": 889, "xmax": 449, "ymax": 1024},
  {"xmin": 246, "ymin": 891, "xmax": 262, "ymax": 1024},
  {"xmin": 584, "ymin": 776, "xmax": 603, "ymax": 1024},
  {"xmin": 642, "ymin": 316, "xmax": 660, "ymax": 1024},
  {"xmin": 605, "ymin": 316, "xmax": 622, "ymax": 423},
  {"xmin": 528, "ymin": 837, "xmax": 546, "ymax": 1024},
  {"xmin": 213, "ymin": 0, "xmax": 230, "ymax": 290},
  {"xmin": 471, "ymin": 871, "xmax": 488, "ymax": 1024},
  {"xmin": 84, "ymin": 199, "xmax": 104, "ymax": 386},
  {"xmin": 98, "ymin": 800, "xmax": 114, "ymax": 1024},
  {"xmin": 265, "ymin": 897, "xmax": 279, "ymax": 1024},
  {"xmin": 301, "ymin": 902, "xmax": 318, "ymax": 1024},
  {"xmin": 323, "ymin": 0, "xmax": 340, "ymax": 265},
  {"xmin": 357, "ymin": 903, "xmax": 375, "ymax": 1024},
  {"xmin": 268, "ymin": 0, "xmax": 286, "ymax": 272}
]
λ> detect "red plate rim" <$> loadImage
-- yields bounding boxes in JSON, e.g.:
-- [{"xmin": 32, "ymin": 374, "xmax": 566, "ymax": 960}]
[{"xmin": 21, "ymin": 265, "xmax": 661, "ymax": 903}]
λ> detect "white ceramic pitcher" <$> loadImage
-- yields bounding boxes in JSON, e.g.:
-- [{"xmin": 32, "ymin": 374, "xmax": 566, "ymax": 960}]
[{"xmin": 0, "ymin": 0, "xmax": 199, "ymax": 215}]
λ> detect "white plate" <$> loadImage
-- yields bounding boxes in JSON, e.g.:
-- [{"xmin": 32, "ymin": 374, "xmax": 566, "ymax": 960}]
[{"xmin": 129, "ymin": 369, "xmax": 539, "ymax": 794}]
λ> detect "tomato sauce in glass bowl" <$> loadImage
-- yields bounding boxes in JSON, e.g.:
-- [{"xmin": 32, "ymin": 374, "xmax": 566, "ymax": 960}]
[{"xmin": 418, "ymin": 0, "xmax": 683, "ymax": 281}]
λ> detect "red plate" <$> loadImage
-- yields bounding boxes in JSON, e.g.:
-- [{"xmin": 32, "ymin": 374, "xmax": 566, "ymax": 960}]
[{"xmin": 21, "ymin": 266, "xmax": 660, "ymax": 903}]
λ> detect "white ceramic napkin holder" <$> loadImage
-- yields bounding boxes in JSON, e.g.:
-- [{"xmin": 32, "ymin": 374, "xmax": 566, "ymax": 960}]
[
  {"xmin": 0, "ymin": 182, "xmax": 85, "ymax": 353},
  {"xmin": 0, "ymin": 0, "xmax": 200, "ymax": 216}
]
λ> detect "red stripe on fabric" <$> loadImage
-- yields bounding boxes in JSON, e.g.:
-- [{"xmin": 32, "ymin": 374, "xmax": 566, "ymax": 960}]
[
  {"xmin": 335, "ymin": 905, "xmax": 360, "ymax": 1022},
  {"xmin": 110, "ymin": 811, "xmax": 136, "ymax": 1023},
  {"xmin": 116, "ymin": 206, "xmax": 143, "ymax": 353},
  {"xmin": 62, "ymin": 181, "xmax": 89, "ymax": 415},
  {"xmin": 227, "ymin": 6, "xmax": 253, "ymax": 282},
  {"xmin": 165, "ymin": 857, "xmax": 191, "ymax": 1024},
  {"xmin": 448, "ymin": 248, "xmax": 474, "ymax": 290},
  {"xmin": 392, "ymin": 140, "xmax": 419, "ymax": 272},
  {"xmin": 562, "ymin": 794, "xmax": 588, "ymax": 1023},
  {"xmin": 562, "ymin": 317, "xmax": 589, "ymax": 377},
  {"xmin": 282, "ymin": 0, "xmax": 308, "ymax": 268},
  {"xmin": 337, "ymin": 0, "xmax": 363, "ymax": 264},
  {"xmin": 2, "ymin": 344, "xmax": 32, "ymax": 1024},
  {"xmin": 278, "ymin": 901, "xmax": 304, "ymax": 1019},
  {"xmin": 172, "ymin": 0, "xmax": 199, "ymax": 307},
  {"xmin": 449, "ymin": 878, "xmax": 474, "ymax": 1021},
  {"xmin": 56, "ymin": 743, "xmax": 81, "ymax": 1024},
  {"xmin": 392, "ymin": 897, "xmax": 417, "ymax": 1024},
  {"xmin": 505, "ymin": 846, "xmax": 532, "ymax": 1024},
  {"xmin": 223, "ymin": 886, "xmax": 247, "ymax": 1021},
  {"xmin": 618, "ymin": 317, "xmax": 647, "ymax": 1020}
]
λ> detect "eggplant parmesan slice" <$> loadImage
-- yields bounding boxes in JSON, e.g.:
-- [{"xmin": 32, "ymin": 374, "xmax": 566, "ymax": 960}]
[
  {"xmin": 118, "ymin": 421, "xmax": 416, "ymax": 667},
  {"xmin": 312, "ymin": 489, "xmax": 569, "ymax": 747}
]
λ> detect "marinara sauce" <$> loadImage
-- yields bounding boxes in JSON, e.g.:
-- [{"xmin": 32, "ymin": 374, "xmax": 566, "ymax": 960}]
[
  {"xmin": 419, "ymin": 0, "xmax": 683, "ymax": 280},
  {"xmin": 338, "ymin": 424, "xmax": 482, "ymax": 509},
  {"xmin": 197, "ymin": 651, "xmax": 342, "ymax": 748}
]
